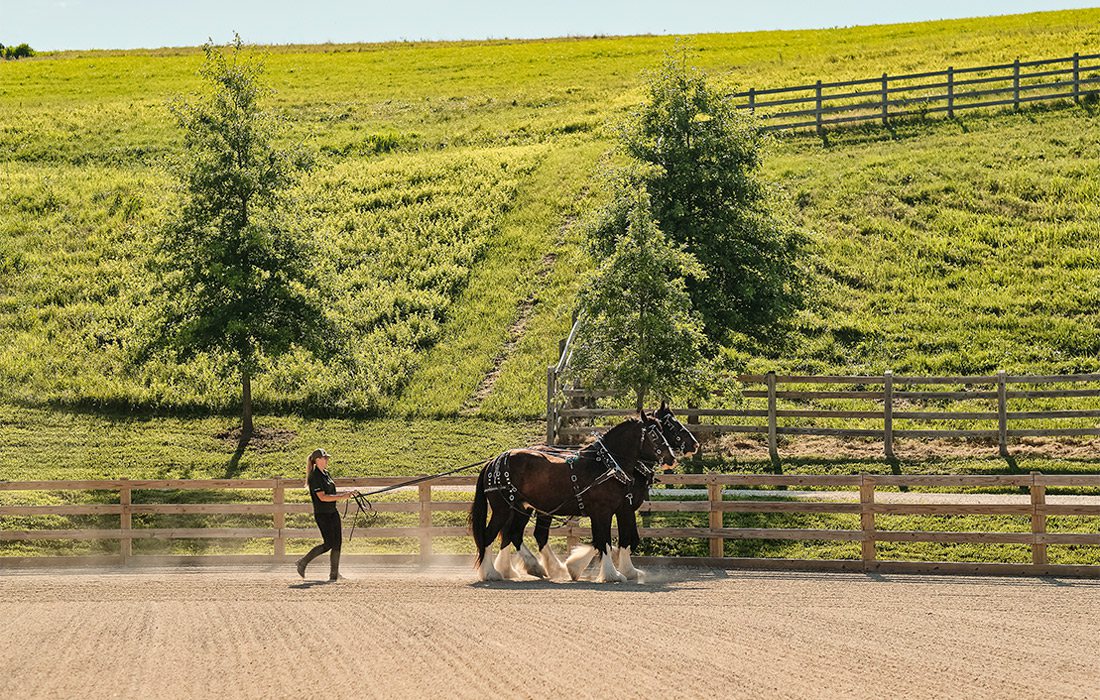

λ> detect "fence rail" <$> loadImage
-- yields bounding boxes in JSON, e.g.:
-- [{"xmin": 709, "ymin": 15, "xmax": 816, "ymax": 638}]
[
  {"xmin": 732, "ymin": 52, "xmax": 1100, "ymax": 133},
  {"xmin": 549, "ymin": 368, "xmax": 1100, "ymax": 459},
  {"xmin": 2, "ymin": 474, "xmax": 1099, "ymax": 578}
]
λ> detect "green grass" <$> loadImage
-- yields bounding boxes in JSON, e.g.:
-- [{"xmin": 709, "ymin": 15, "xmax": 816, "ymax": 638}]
[
  {"xmin": 0, "ymin": 404, "xmax": 541, "ymax": 482},
  {"xmin": 5, "ymin": 10, "xmax": 1100, "ymax": 561},
  {"xmin": 4, "ymin": 8, "xmax": 1100, "ymax": 420}
]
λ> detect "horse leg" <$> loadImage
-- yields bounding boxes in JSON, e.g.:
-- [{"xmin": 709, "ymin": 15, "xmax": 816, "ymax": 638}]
[
  {"xmin": 615, "ymin": 506, "xmax": 643, "ymax": 580},
  {"xmin": 492, "ymin": 510, "xmax": 521, "ymax": 580},
  {"xmin": 565, "ymin": 536, "xmax": 598, "ymax": 581},
  {"xmin": 478, "ymin": 497, "xmax": 511, "ymax": 582},
  {"xmin": 534, "ymin": 514, "xmax": 567, "ymax": 579},
  {"xmin": 506, "ymin": 509, "xmax": 547, "ymax": 579},
  {"xmin": 610, "ymin": 511, "xmax": 620, "ymax": 567},
  {"xmin": 592, "ymin": 513, "xmax": 626, "ymax": 583}
]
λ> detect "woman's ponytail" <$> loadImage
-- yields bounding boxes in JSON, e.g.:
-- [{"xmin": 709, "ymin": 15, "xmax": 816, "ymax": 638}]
[{"xmin": 305, "ymin": 448, "xmax": 324, "ymax": 487}]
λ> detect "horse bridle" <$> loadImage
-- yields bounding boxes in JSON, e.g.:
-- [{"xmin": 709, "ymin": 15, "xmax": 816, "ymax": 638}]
[
  {"xmin": 632, "ymin": 421, "xmax": 669, "ymax": 482},
  {"xmin": 658, "ymin": 412, "xmax": 692, "ymax": 453}
]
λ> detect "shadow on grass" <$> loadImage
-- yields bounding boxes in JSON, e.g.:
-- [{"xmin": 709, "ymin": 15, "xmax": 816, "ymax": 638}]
[
  {"xmin": 780, "ymin": 100, "xmax": 1099, "ymax": 150},
  {"xmin": 885, "ymin": 456, "xmax": 908, "ymax": 492},
  {"xmin": 224, "ymin": 433, "xmax": 249, "ymax": 478}
]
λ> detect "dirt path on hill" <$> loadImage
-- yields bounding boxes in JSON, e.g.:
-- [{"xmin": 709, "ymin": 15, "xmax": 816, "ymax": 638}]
[{"xmin": 2, "ymin": 565, "xmax": 1098, "ymax": 699}]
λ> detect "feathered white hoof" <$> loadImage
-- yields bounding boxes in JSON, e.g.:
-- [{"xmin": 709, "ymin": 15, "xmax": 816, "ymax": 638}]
[
  {"xmin": 618, "ymin": 546, "xmax": 642, "ymax": 580},
  {"xmin": 494, "ymin": 547, "xmax": 522, "ymax": 579},
  {"xmin": 565, "ymin": 545, "xmax": 597, "ymax": 581},
  {"xmin": 539, "ymin": 544, "xmax": 568, "ymax": 580},
  {"xmin": 597, "ymin": 546, "xmax": 627, "ymax": 583},
  {"xmin": 517, "ymin": 543, "xmax": 548, "ymax": 578},
  {"xmin": 477, "ymin": 554, "xmax": 504, "ymax": 582}
]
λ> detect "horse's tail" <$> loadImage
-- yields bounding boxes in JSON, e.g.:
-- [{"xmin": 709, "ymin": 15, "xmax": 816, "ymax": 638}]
[{"xmin": 469, "ymin": 463, "xmax": 490, "ymax": 566}]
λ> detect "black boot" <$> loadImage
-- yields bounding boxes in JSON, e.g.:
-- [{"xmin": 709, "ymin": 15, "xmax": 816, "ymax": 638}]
[
  {"xmin": 297, "ymin": 545, "xmax": 326, "ymax": 578},
  {"xmin": 329, "ymin": 548, "xmax": 342, "ymax": 581}
]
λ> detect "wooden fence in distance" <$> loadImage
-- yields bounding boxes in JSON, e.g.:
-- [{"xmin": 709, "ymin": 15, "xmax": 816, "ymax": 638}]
[
  {"xmin": 2, "ymin": 474, "xmax": 1098, "ymax": 578},
  {"xmin": 550, "ymin": 371, "xmax": 1100, "ymax": 459},
  {"xmin": 732, "ymin": 52, "xmax": 1100, "ymax": 133}
]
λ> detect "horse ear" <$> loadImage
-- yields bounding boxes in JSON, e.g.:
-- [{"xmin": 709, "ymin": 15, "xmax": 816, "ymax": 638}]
[
  {"xmin": 660, "ymin": 400, "xmax": 668, "ymax": 411},
  {"xmin": 638, "ymin": 409, "xmax": 647, "ymax": 420}
]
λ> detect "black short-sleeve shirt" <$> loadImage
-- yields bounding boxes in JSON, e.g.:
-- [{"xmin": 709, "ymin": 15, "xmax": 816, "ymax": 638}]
[{"xmin": 309, "ymin": 467, "xmax": 338, "ymax": 514}]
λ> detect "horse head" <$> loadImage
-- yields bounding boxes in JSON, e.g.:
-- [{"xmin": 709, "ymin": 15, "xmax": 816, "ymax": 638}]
[
  {"xmin": 655, "ymin": 401, "xmax": 700, "ymax": 458},
  {"xmin": 638, "ymin": 410, "xmax": 676, "ymax": 469}
]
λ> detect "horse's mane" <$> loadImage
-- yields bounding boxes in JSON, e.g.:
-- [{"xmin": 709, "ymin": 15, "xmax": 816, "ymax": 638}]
[{"xmin": 581, "ymin": 417, "xmax": 642, "ymax": 457}]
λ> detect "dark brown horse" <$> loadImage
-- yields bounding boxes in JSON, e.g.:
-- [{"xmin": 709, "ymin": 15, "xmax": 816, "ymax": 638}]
[
  {"xmin": 527, "ymin": 402, "xmax": 700, "ymax": 580},
  {"xmin": 469, "ymin": 413, "xmax": 675, "ymax": 582}
]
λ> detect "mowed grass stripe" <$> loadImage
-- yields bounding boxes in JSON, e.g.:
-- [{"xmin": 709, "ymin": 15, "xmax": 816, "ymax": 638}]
[{"xmin": 392, "ymin": 136, "xmax": 603, "ymax": 417}]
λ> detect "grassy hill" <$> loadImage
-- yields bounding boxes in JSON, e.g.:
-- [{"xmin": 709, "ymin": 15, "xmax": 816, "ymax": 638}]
[{"xmin": 3, "ymin": 8, "xmax": 1100, "ymax": 483}]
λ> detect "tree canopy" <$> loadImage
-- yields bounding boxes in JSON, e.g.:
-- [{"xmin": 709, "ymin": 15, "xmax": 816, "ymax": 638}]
[
  {"xmin": 572, "ymin": 187, "xmax": 711, "ymax": 407},
  {"xmin": 620, "ymin": 54, "xmax": 806, "ymax": 346}
]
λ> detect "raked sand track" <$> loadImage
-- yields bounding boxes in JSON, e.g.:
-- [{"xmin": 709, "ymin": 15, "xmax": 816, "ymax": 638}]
[{"xmin": 2, "ymin": 564, "xmax": 1098, "ymax": 699}]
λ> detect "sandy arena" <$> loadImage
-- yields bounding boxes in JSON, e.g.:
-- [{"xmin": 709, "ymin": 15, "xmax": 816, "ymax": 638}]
[{"xmin": 2, "ymin": 564, "xmax": 1098, "ymax": 699}]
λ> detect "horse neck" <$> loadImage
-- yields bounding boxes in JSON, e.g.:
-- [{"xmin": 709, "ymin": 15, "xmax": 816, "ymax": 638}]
[{"xmin": 595, "ymin": 420, "xmax": 641, "ymax": 462}]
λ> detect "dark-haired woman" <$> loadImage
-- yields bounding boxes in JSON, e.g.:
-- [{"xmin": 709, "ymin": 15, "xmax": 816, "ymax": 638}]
[{"xmin": 296, "ymin": 448, "xmax": 358, "ymax": 581}]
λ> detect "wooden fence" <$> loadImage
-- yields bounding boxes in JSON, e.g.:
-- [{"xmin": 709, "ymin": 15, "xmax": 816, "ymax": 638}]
[
  {"xmin": 2, "ymin": 474, "xmax": 1098, "ymax": 578},
  {"xmin": 732, "ymin": 52, "xmax": 1100, "ymax": 133},
  {"xmin": 549, "ymin": 370, "xmax": 1100, "ymax": 459}
]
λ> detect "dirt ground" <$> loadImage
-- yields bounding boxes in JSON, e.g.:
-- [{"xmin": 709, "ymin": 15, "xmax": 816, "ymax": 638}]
[{"xmin": 2, "ymin": 564, "xmax": 1098, "ymax": 699}]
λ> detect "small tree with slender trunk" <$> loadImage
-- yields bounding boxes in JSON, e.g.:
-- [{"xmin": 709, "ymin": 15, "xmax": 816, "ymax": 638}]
[
  {"xmin": 621, "ymin": 52, "xmax": 806, "ymax": 347},
  {"xmin": 147, "ymin": 37, "xmax": 339, "ymax": 438},
  {"xmin": 571, "ymin": 186, "xmax": 711, "ymax": 409}
]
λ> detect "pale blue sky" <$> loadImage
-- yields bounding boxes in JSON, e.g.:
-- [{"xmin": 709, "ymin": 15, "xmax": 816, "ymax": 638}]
[{"xmin": 3, "ymin": 0, "xmax": 1098, "ymax": 51}]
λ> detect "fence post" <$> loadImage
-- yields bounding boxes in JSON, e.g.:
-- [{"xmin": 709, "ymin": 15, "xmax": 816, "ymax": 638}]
[
  {"xmin": 860, "ymin": 474, "xmax": 876, "ymax": 569},
  {"xmin": 766, "ymin": 371, "xmax": 779, "ymax": 462},
  {"xmin": 748, "ymin": 87, "xmax": 756, "ymax": 113},
  {"xmin": 1013, "ymin": 58, "xmax": 1021, "ymax": 110},
  {"xmin": 119, "ymin": 478, "xmax": 132, "ymax": 564},
  {"xmin": 815, "ymin": 80, "xmax": 824, "ymax": 136},
  {"xmin": 707, "ymin": 482, "xmax": 723, "ymax": 558},
  {"xmin": 883, "ymin": 370, "xmax": 895, "ymax": 459},
  {"xmin": 947, "ymin": 66, "xmax": 955, "ymax": 119},
  {"xmin": 1073, "ymin": 52, "xmax": 1080, "ymax": 104},
  {"xmin": 881, "ymin": 73, "xmax": 889, "ymax": 125},
  {"xmin": 273, "ymin": 479, "xmax": 286, "ymax": 561},
  {"xmin": 997, "ymin": 370, "xmax": 1009, "ymax": 457},
  {"xmin": 419, "ymin": 479, "xmax": 432, "ymax": 562},
  {"xmin": 546, "ymin": 366, "xmax": 557, "ymax": 445},
  {"xmin": 1030, "ymin": 471, "xmax": 1047, "ymax": 567}
]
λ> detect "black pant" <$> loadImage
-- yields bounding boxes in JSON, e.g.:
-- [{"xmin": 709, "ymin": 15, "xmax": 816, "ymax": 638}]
[{"xmin": 304, "ymin": 512, "xmax": 342, "ymax": 559}]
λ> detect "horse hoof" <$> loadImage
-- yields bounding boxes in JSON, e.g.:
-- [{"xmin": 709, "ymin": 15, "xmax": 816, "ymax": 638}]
[{"xmin": 622, "ymin": 567, "xmax": 642, "ymax": 581}]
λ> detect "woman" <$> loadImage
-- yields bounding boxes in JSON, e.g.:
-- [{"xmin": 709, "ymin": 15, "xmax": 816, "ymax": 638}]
[{"xmin": 296, "ymin": 448, "xmax": 359, "ymax": 581}]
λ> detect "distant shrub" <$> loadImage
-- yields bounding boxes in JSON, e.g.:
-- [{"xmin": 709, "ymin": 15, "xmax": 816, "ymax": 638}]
[{"xmin": 3, "ymin": 43, "xmax": 35, "ymax": 60}]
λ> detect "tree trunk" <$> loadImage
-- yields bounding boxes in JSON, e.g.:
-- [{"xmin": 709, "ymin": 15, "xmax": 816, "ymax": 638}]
[
  {"xmin": 635, "ymin": 386, "xmax": 645, "ymax": 412},
  {"xmin": 241, "ymin": 370, "xmax": 254, "ymax": 438}
]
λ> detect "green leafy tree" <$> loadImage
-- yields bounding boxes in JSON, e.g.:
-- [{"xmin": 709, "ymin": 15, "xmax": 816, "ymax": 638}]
[
  {"xmin": 572, "ymin": 188, "xmax": 710, "ymax": 409},
  {"xmin": 146, "ymin": 37, "xmax": 339, "ymax": 437},
  {"xmin": 4, "ymin": 43, "xmax": 35, "ymax": 59},
  {"xmin": 621, "ymin": 53, "xmax": 805, "ymax": 345}
]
